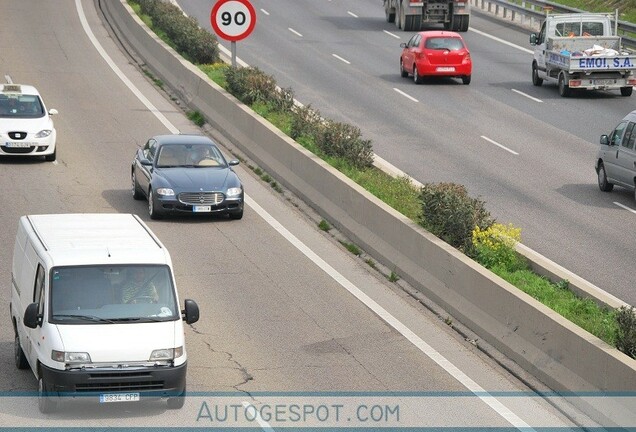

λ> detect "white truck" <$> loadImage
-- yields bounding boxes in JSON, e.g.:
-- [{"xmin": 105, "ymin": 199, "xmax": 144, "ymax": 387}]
[
  {"xmin": 384, "ymin": 0, "xmax": 470, "ymax": 32},
  {"xmin": 530, "ymin": 13, "xmax": 636, "ymax": 97}
]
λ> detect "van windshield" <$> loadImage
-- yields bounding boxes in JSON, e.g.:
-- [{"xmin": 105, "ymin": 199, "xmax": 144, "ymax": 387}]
[{"xmin": 49, "ymin": 265, "xmax": 179, "ymax": 324}]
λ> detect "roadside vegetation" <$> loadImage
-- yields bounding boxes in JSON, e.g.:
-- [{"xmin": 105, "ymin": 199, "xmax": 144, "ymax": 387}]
[
  {"xmin": 508, "ymin": 0, "xmax": 636, "ymax": 23},
  {"xmin": 127, "ymin": 0, "xmax": 635, "ymax": 358}
]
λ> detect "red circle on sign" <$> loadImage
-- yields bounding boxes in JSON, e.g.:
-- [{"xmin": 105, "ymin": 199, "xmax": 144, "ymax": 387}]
[{"xmin": 210, "ymin": 0, "xmax": 257, "ymax": 42}]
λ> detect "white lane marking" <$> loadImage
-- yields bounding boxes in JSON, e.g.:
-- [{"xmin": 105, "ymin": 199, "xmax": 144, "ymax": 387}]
[
  {"xmin": 4, "ymin": 75, "xmax": 13, "ymax": 83},
  {"xmin": 78, "ymin": 2, "xmax": 534, "ymax": 429},
  {"xmin": 481, "ymin": 136, "xmax": 519, "ymax": 155},
  {"xmin": 347, "ymin": 11, "xmax": 358, "ymax": 18},
  {"xmin": 288, "ymin": 27, "xmax": 303, "ymax": 37},
  {"xmin": 74, "ymin": 0, "xmax": 179, "ymax": 134},
  {"xmin": 469, "ymin": 27, "xmax": 534, "ymax": 54},
  {"xmin": 614, "ymin": 201, "xmax": 636, "ymax": 214},
  {"xmin": 245, "ymin": 197, "xmax": 534, "ymax": 432},
  {"xmin": 332, "ymin": 53, "xmax": 351, "ymax": 64},
  {"xmin": 393, "ymin": 87, "xmax": 419, "ymax": 102},
  {"xmin": 384, "ymin": 30, "xmax": 401, "ymax": 39},
  {"xmin": 511, "ymin": 88, "xmax": 543, "ymax": 103},
  {"xmin": 242, "ymin": 401, "xmax": 275, "ymax": 431},
  {"xmin": 260, "ymin": 9, "xmax": 270, "ymax": 16}
]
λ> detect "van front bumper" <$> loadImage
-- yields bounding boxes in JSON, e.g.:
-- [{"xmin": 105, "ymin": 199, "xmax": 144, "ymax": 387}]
[{"xmin": 40, "ymin": 361, "xmax": 187, "ymax": 398}]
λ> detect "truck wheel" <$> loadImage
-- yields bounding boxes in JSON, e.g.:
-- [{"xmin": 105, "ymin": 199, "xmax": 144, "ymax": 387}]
[
  {"xmin": 400, "ymin": 59, "xmax": 408, "ymax": 78},
  {"xmin": 385, "ymin": 2, "xmax": 395, "ymax": 23},
  {"xmin": 38, "ymin": 377, "xmax": 58, "ymax": 413},
  {"xmin": 413, "ymin": 65, "xmax": 423, "ymax": 84},
  {"xmin": 558, "ymin": 74, "xmax": 570, "ymax": 97},
  {"xmin": 403, "ymin": 15, "xmax": 418, "ymax": 31},
  {"xmin": 458, "ymin": 15, "xmax": 469, "ymax": 32},
  {"xmin": 597, "ymin": 162, "xmax": 613, "ymax": 192},
  {"xmin": 620, "ymin": 86, "xmax": 633, "ymax": 97},
  {"xmin": 532, "ymin": 63, "xmax": 543, "ymax": 86},
  {"xmin": 14, "ymin": 333, "xmax": 28, "ymax": 370}
]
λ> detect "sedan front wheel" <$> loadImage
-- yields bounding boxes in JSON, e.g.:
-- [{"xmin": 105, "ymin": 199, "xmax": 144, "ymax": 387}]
[{"xmin": 148, "ymin": 189, "xmax": 162, "ymax": 220}]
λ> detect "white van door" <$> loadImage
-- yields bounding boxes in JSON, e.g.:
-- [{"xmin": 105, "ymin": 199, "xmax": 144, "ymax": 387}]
[
  {"xmin": 603, "ymin": 121, "xmax": 629, "ymax": 186},
  {"xmin": 614, "ymin": 122, "xmax": 636, "ymax": 188},
  {"xmin": 25, "ymin": 263, "xmax": 46, "ymax": 372}
]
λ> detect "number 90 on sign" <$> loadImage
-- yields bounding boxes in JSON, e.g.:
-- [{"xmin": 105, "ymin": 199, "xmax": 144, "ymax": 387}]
[{"xmin": 210, "ymin": 0, "xmax": 257, "ymax": 42}]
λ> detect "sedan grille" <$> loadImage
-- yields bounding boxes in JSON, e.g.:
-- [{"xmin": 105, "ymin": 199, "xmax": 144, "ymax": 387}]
[
  {"xmin": 8, "ymin": 131, "xmax": 28, "ymax": 140},
  {"xmin": 179, "ymin": 192, "xmax": 224, "ymax": 205}
]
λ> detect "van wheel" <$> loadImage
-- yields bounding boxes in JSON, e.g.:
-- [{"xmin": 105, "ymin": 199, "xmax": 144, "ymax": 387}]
[
  {"xmin": 620, "ymin": 86, "xmax": 633, "ymax": 97},
  {"xmin": 532, "ymin": 63, "xmax": 543, "ymax": 86},
  {"xmin": 38, "ymin": 377, "xmax": 58, "ymax": 413},
  {"xmin": 14, "ymin": 333, "xmax": 28, "ymax": 370},
  {"xmin": 597, "ymin": 162, "xmax": 614, "ymax": 192},
  {"xmin": 167, "ymin": 385, "xmax": 186, "ymax": 409}
]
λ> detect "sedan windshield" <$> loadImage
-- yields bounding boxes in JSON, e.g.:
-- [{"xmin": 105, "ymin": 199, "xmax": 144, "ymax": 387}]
[
  {"xmin": 156, "ymin": 143, "xmax": 227, "ymax": 168},
  {"xmin": 425, "ymin": 37, "xmax": 465, "ymax": 51},
  {"xmin": 0, "ymin": 94, "xmax": 45, "ymax": 118},
  {"xmin": 49, "ymin": 265, "xmax": 179, "ymax": 323}
]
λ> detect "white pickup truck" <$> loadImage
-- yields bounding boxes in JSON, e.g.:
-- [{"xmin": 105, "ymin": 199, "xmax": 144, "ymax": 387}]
[{"xmin": 530, "ymin": 13, "xmax": 636, "ymax": 97}]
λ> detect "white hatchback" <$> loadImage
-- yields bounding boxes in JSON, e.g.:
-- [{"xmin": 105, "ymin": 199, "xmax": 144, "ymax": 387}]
[{"xmin": 0, "ymin": 83, "xmax": 58, "ymax": 161}]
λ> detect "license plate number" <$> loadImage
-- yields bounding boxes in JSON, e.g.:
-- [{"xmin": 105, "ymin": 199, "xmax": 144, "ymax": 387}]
[
  {"xmin": 99, "ymin": 393, "xmax": 140, "ymax": 403},
  {"xmin": 593, "ymin": 79, "xmax": 614, "ymax": 86},
  {"xmin": 4, "ymin": 141, "xmax": 33, "ymax": 148},
  {"xmin": 436, "ymin": 67, "xmax": 455, "ymax": 72},
  {"xmin": 193, "ymin": 205, "xmax": 212, "ymax": 212}
]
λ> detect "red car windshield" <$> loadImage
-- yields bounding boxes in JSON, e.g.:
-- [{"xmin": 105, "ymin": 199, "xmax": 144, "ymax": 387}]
[{"xmin": 425, "ymin": 37, "xmax": 465, "ymax": 51}]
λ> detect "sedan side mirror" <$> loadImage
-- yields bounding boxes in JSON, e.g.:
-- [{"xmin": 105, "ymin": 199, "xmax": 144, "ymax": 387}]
[
  {"xmin": 48, "ymin": 109, "xmax": 58, "ymax": 115},
  {"xmin": 228, "ymin": 160, "xmax": 239, "ymax": 166},
  {"xmin": 182, "ymin": 299, "xmax": 200, "ymax": 325},
  {"xmin": 529, "ymin": 34, "xmax": 537, "ymax": 45},
  {"xmin": 400, "ymin": 42, "xmax": 407, "ymax": 48},
  {"xmin": 24, "ymin": 303, "xmax": 41, "ymax": 329},
  {"xmin": 600, "ymin": 134, "xmax": 610, "ymax": 145}
]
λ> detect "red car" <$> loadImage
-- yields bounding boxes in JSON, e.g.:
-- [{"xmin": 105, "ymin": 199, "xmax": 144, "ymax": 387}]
[{"xmin": 400, "ymin": 31, "xmax": 472, "ymax": 85}]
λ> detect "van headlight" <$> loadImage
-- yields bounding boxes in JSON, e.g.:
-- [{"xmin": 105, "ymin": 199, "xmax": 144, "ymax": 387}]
[
  {"xmin": 52, "ymin": 350, "xmax": 91, "ymax": 363},
  {"xmin": 150, "ymin": 346, "xmax": 183, "ymax": 361}
]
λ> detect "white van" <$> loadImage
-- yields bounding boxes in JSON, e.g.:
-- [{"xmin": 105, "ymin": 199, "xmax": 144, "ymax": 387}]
[{"xmin": 9, "ymin": 213, "xmax": 199, "ymax": 413}]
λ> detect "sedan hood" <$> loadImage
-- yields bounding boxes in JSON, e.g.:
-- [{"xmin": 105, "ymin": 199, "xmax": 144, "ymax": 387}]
[
  {"xmin": 0, "ymin": 116, "xmax": 53, "ymax": 134},
  {"xmin": 157, "ymin": 167, "xmax": 231, "ymax": 190}
]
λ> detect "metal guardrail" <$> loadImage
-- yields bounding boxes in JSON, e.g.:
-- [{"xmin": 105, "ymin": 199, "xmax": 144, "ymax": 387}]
[{"xmin": 469, "ymin": 0, "xmax": 636, "ymax": 50}]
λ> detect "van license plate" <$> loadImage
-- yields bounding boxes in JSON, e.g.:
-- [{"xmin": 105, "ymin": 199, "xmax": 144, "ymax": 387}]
[
  {"xmin": 436, "ymin": 67, "xmax": 455, "ymax": 72},
  {"xmin": 99, "ymin": 393, "xmax": 140, "ymax": 403},
  {"xmin": 193, "ymin": 205, "xmax": 211, "ymax": 212}
]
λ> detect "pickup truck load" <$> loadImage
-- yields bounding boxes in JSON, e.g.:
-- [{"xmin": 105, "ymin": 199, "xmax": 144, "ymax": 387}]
[
  {"xmin": 384, "ymin": 0, "xmax": 470, "ymax": 32},
  {"xmin": 530, "ymin": 13, "xmax": 636, "ymax": 97}
]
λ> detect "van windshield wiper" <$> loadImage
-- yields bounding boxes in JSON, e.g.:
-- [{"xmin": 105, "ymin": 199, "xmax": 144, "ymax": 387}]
[{"xmin": 53, "ymin": 314, "xmax": 115, "ymax": 323}]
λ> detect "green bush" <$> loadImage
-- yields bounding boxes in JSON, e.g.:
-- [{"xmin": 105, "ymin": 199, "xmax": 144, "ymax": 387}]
[
  {"xmin": 224, "ymin": 66, "xmax": 278, "ymax": 105},
  {"xmin": 316, "ymin": 121, "xmax": 374, "ymax": 169},
  {"xmin": 472, "ymin": 223, "xmax": 527, "ymax": 271},
  {"xmin": 419, "ymin": 183, "xmax": 493, "ymax": 253},
  {"xmin": 615, "ymin": 306, "xmax": 636, "ymax": 359},
  {"xmin": 135, "ymin": 0, "xmax": 219, "ymax": 64},
  {"xmin": 290, "ymin": 104, "xmax": 322, "ymax": 140}
]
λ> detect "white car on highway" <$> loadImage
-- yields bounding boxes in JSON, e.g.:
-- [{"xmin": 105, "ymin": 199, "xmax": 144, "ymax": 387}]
[{"xmin": 0, "ymin": 83, "xmax": 58, "ymax": 161}]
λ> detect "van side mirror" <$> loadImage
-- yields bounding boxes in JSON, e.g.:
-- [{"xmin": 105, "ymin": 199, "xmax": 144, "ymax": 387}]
[
  {"xmin": 24, "ymin": 303, "xmax": 41, "ymax": 329},
  {"xmin": 182, "ymin": 299, "xmax": 199, "ymax": 324},
  {"xmin": 529, "ymin": 34, "xmax": 537, "ymax": 45},
  {"xmin": 600, "ymin": 134, "xmax": 610, "ymax": 145}
]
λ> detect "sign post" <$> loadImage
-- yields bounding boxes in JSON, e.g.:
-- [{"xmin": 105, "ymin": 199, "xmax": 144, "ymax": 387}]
[{"xmin": 210, "ymin": 0, "xmax": 257, "ymax": 68}]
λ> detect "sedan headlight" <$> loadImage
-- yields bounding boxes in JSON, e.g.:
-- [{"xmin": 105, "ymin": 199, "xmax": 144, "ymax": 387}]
[
  {"xmin": 156, "ymin": 188, "xmax": 175, "ymax": 196},
  {"xmin": 35, "ymin": 130, "xmax": 52, "ymax": 138},
  {"xmin": 52, "ymin": 350, "xmax": 91, "ymax": 363},
  {"xmin": 226, "ymin": 187, "xmax": 242, "ymax": 197},
  {"xmin": 150, "ymin": 346, "xmax": 183, "ymax": 361}
]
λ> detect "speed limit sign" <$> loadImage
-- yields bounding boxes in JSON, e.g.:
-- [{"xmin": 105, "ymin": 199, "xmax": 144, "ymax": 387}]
[{"xmin": 210, "ymin": 0, "xmax": 256, "ymax": 42}]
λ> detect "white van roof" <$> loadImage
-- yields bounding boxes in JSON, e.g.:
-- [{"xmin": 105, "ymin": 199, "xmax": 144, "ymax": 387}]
[{"xmin": 24, "ymin": 213, "xmax": 170, "ymax": 267}]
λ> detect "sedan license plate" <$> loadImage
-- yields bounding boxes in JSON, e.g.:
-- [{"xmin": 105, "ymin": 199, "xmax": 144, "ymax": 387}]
[
  {"xmin": 193, "ymin": 205, "xmax": 212, "ymax": 212},
  {"xmin": 4, "ymin": 141, "xmax": 34, "ymax": 148},
  {"xmin": 436, "ymin": 67, "xmax": 455, "ymax": 72},
  {"xmin": 99, "ymin": 393, "xmax": 140, "ymax": 403}
]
